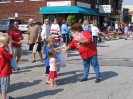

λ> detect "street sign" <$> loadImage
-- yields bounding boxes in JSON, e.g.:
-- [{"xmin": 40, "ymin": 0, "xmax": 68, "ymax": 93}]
[
  {"xmin": 99, "ymin": 5, "xmax": 111, "ymax": 13},
  {"xmin": 77, "ymin": 1, "xmax": 91, "ymax": 8},
  {"xmin": 47, "ymin": 1, "xmax": 71, "ymax": 6},
  {"xmin": 129, "ymin": 11, "xmax": 133, "ymax": 15},
  {"xmin": 15, "ymin": 13, "xmax": 18, "ymax": 17}
]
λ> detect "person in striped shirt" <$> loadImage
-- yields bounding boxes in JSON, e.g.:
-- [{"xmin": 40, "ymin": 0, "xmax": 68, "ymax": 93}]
[{"xmin": 50, "ymin": 19, "xmax": 61, "ymax": 46}]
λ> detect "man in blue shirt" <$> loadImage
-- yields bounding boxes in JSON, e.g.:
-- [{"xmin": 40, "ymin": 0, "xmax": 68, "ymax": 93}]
[{"xmin": 61, "ymin": 20, "xmax": 69, "ymax": 45}]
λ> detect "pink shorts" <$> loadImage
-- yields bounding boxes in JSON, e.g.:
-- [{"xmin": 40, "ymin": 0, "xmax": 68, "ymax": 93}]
[{"xmin": 49, "ymin": 71, "xmax": 57, "ymax": 79}]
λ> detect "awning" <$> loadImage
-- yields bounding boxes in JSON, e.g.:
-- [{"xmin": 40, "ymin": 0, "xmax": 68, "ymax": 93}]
[{"xmin": 39, "ymin": 6, "xmax": 97, "ymax": 15}]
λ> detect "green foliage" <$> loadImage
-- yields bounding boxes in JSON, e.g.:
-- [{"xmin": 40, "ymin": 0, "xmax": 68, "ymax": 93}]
[{"xmin": 67, "ymin": 15, "xmax": 75, "ymax": 24}]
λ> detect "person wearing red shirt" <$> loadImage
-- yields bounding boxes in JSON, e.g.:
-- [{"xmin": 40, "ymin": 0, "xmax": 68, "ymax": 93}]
[
  {"xmin": 8, "ymin": 21, "xmax": 23, "ymax": 67},
  {"xmin": 64, "ymin": 24, "xmax": 101, "ymax": 83},
  {"xmin": 0, "ymin": 35, "xmax": 15, "ymax": 99},
  {"xmin": 121, "ymin": 21, "xmax": 126, "ymax": 33}
]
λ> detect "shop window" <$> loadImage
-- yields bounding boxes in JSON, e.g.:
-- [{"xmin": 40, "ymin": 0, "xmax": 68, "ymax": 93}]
[
  {"xmin": 0, "ymin": 0, "xmax": 10, "ymax": 3},
  {"xmin": 118, "ymin": 1, "xmax": 122, "ymax": 10},
  {"xmin": 15, "ymin": 0, "xmax": 23, "ymax": 2},
  {"xmin": 107, "ymin": 0, "xmax": 111, "ymax": 4},
  {"xmin": 111, "ymin": 0, "xmax": 114, "ymax": 8},
  {"xmin": 96, "ymin": 0, "xmax": 103, "ymax": 5}
]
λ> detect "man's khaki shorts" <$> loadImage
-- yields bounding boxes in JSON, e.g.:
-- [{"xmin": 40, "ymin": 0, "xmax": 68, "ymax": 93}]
[{"xmin": 12, "ymin": 47, "xmax": 22, "ymax": 57}]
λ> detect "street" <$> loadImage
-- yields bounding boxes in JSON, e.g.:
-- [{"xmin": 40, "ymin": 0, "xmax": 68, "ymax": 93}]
[{"xmin": 0, "ymin": 33, "xmax": 133, "ymax": 99}]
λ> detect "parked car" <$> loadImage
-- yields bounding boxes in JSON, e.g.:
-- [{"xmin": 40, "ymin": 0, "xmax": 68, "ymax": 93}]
[
  {"xmin": 0, "ymin": 19, "xmax": 24, "ymax": 33},
  {"xmin": 18, "ymin": 21, "xmax": 43, "ymax": 33},
  {"xmin": 18, "ymin": 22, "xmax": 29, "ymax": 33}
]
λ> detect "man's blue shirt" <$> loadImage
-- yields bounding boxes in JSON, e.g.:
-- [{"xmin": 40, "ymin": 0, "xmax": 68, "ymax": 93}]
[{"xmin": 61, "ymin": 24, "xmax": 68, "ymax": 34}]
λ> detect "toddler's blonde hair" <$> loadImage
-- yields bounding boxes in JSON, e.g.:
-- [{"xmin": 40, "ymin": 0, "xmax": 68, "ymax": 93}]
[
  {"xmin": 48, "ymin": 34, "xmax": 54, "ymax": 39},
  {"xmin": 46, "ymin": 37, "xmax": 53, "ymax": 44},
  {"xmin": 0, "ymin": 35, "xmax": 11, "ymax": 44}
]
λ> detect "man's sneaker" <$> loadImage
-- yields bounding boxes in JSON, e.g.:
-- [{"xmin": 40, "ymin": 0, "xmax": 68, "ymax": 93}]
[
  {"xmin": 95, "ymin": 78, "xmax": 101, "ymax": 83},
  {"xmin": 80, "ymin": 78, "xmax": 87, "ymax": 82},
  {"xmin": 6, "ymin": 96, "xmax": 15, "ymax": 99},
  {"xmin": 16, "ymin": 68, "xmax": 20, "ymax": 71},
  {"xmin": 13, "ymin": 68, "xmax": 20, "ymax": 72}
]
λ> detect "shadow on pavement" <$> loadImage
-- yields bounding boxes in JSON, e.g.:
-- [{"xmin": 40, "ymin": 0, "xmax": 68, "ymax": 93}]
[
  {"xmin": 21, "ymin": 48, "xmax": 31, "ymax": 56},
  {"xmin": 99, "ymin": 59, "xmax": 133, "ymax": 67},
  {"xmin": 97, "ymin": 45, "xmax": 109, "ymax": 47},
  {"xmin": 81, "ymin": 71, "xmax": 118, "ymax": 82},
  {"xmin": 20, "ymin": 64, "xmax": 44, "ymax": 70},
  {"xmin": 12, "ymin": 64, "xmax": 44, "ymax": 74},
  {"xmin": 13, "ymin": 69, "xmax": 32, "ymax": 74},
  {"xmin": 57, "ymin": 71, "xmax": 118, "ymax": 84},
  {"xmin": 67, "ymin": 58, "xmax": 81, "ymax": 62},
  {"xmin": 56, "ymin": 70, "xmax": 82, "ymax": 85},
  {"xmin": 9, "ymin": 80, "xmax": 42, "ymax": 93},
  {"xmin": 101, "ymin": 71, "xmax": 118, "ymax": 81},
  {"xmin": 68, "ymin": 53, "xmax": 79, "ymax": 57},
  {"xmin": 16, "ymin": 89, "xmax": 64, "ymax": 99}
]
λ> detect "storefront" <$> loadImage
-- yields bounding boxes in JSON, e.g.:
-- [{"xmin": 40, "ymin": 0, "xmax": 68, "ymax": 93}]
[{"xmin": 39, "ymin": 1, "xmax": 98, "ymax": 25}]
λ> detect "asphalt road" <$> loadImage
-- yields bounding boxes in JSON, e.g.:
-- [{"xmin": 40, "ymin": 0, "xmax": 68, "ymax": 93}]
[{"xmin": 0, "ymin": 32, "xmax": 133, "ymax": 99}]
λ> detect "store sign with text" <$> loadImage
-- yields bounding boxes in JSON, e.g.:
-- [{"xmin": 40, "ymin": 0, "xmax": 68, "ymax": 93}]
[
  {"xmin": 77, "ymin": 1, "xmax": 91, "ymax": 8},
  {"xmin": 47, "ymin": 1, "xmax": 71, "ymax": 6},
  {"xmin": 99, "ymin": 5, "xmax": 111, "ymax": 13},
  {"xmin": 129, "ymin": 11, "xmax": 133, "ymax": 15}
]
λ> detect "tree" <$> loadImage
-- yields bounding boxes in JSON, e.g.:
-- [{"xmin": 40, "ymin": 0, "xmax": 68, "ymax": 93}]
[{"xmin": 67, "ymin": 15, "xmax": 75, "ymax": 24}]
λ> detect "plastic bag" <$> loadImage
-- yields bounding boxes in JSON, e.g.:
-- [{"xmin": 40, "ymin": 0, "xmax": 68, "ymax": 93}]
[
  {"xmin": 6, "ymin": 45, "xmax": 18, "ymax": 70},
  {"xmin": 60, "ymin": 49, "xmax": 68, "ymax": 67},
  {"xmin": 33, "ymin": 43, "xmax": 38, "ymax": 53},
  {"xmin": 56, "ymin": 53, "xmax": 61, "ymax": 72},
  {"xmin": 10, "ymin": 56, "xmax": 18, "ymax": 69}
]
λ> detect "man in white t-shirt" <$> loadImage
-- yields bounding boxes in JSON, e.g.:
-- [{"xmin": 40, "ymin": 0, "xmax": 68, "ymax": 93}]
[
  {"xmin": 41, "ymin": 18, "xmax": 50, "ymax": 53},
  {"xmin": 91, "ymin": 22, "xmax": 99, "ymax": 47}
]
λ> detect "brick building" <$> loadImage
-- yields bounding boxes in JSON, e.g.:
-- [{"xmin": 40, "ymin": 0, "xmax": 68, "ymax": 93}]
[
  {"xmin": 0, "ymin": 0, "xmax": 123, "ymax": 24},
  {"xmin": 0, "ymin": 0, "xmax": 46, "ymax": 22}
]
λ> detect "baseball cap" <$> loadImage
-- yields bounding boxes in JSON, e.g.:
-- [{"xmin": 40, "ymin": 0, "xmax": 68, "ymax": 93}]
[{"xmin": 28, "ymin": 18, "xmax": 35, "ymax": 23}]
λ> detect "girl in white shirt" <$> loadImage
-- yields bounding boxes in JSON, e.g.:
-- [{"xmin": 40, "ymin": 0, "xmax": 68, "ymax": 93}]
[
  {"xmin": 115, "ymin": 21, "xmax": 119, "ymax": 32},
  {"xmin": 91, "ymin": 22, "xmax": 99, "ymax": 47},
  {"xmin": 48, "ymin": 48, "xmax": 59, "ymax": 87}
]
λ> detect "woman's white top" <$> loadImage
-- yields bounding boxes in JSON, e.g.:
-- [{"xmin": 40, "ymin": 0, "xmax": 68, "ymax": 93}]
[
  {"xmin": 115, "ymin": 23, "xmax": 118, "ymax": 29},
  {"xmin": 41, "ymin": 24, "xmax": 50, "ymax": 40},
  {"xmin": 91, "ymin": 26, "xmax": 99, "ymax": 36}
]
